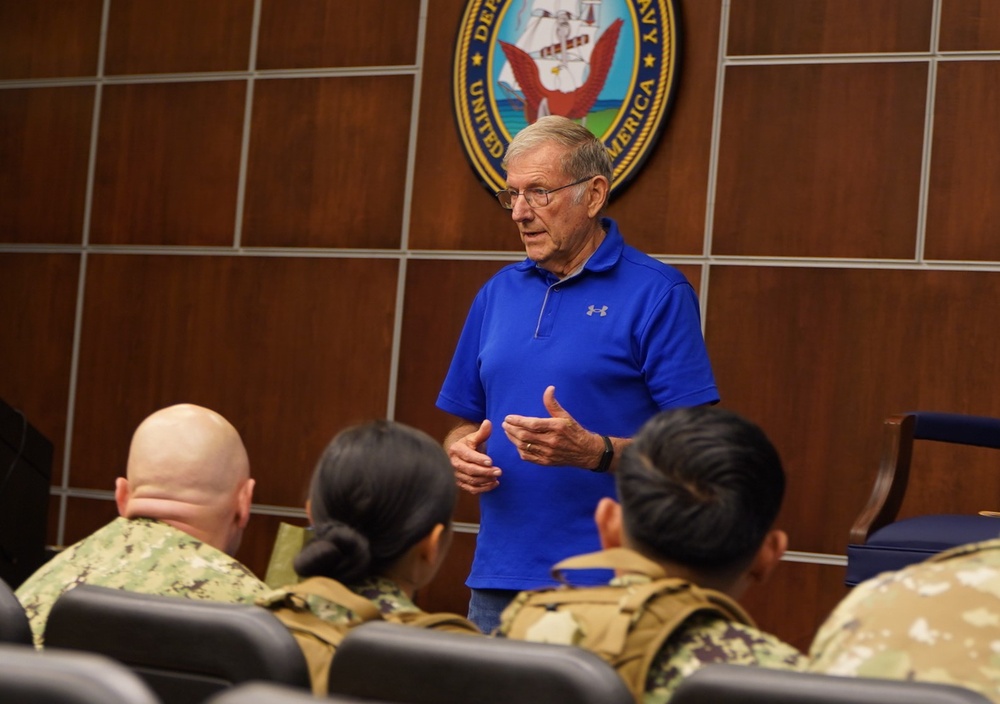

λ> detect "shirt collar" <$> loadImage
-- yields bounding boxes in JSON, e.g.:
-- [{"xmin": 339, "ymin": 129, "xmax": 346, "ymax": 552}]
[{"xmin": 514, "ymin": 217, "xmax": 623, "ymax": 277}]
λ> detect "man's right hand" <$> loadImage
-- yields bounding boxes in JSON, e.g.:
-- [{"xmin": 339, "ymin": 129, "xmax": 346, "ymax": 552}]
[{"xmin": 446, "ymin": 420, "xmax": 501, "ymax": 495}]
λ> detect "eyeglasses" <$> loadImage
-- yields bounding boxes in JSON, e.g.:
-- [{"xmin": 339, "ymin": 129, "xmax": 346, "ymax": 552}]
[{"xmin": 495, "ymin": 176, "xmax": 595, "ymax": 210}]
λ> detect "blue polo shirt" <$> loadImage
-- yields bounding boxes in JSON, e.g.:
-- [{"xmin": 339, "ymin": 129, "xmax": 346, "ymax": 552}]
[{"xmin": 437, "ymin": 218, "xmax": 719, "ymax": 590}]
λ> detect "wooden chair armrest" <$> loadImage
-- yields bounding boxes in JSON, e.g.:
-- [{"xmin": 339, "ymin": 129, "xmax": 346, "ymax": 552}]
[{"xmin": 849, "ymin": 413, "xmax": 916, "ymax": 545}]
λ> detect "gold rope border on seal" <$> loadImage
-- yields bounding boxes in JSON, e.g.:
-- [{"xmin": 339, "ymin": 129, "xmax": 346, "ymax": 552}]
[{"xmin": 451, "ymin": 0, "xmax": 679, "ymax": 195}]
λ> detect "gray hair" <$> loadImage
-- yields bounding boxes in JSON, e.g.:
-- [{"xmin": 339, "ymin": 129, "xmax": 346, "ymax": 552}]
[{"xmin": 503, "ymin": 116, "xmax": 613, "ymax": 186}]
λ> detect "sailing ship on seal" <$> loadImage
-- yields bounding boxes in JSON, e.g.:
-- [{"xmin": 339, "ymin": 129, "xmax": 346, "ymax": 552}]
[{"xmin": 496, "ymin": 0, "xmax": 623, "ymax": 126}]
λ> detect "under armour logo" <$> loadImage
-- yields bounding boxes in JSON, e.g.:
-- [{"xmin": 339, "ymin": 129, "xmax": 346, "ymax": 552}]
[{"xmin": 586, "ymin": 305, "xmax": 608, "ymax": 317}]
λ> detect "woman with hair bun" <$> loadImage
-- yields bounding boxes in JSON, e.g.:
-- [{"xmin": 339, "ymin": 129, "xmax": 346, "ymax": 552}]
[{"xmin": 260, "ymin": 420, "xmax": 480, "ymax": 694}]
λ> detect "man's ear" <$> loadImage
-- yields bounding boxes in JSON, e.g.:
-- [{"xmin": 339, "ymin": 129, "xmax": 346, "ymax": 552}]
[
  {"xmin": 586, "ymin": 176, "xmax": 610, "ymax": 218},
  {"xmin": 594, "ymin": 497, "xmax": 623, "ymax": 550},
  {"xmin": 235, "ymin": 478, "xmax": 255, "ymax": 529},
  {"xmin": 745, "ymin": 529, "xmax": 788, "ymax": 586},
  {"xmin": 114, "ymin": 477, "xmax": 130, "ymax": 516}
]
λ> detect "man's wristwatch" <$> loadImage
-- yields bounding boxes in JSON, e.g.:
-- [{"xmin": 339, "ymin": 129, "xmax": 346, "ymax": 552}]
[{"xmin": 593, "ymin": 435, "xmax": 614, "ymax": 473}]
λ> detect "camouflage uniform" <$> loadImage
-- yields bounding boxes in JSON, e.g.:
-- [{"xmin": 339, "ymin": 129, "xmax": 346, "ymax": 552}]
[
  {"xmin": 643, "ymin": 610, "xmax": 806, "ymax": 703},
  {"xmin": 288, "ymin": 575, "xmax": 425, "ymax": 623},
  {"xmin": 257, "ymin": 575, "xmax": 480, "ymax": 695},
  {"xmin": 498, "ymin": 572, "xmax": 806, "ymax": 704},
  {"xmin": 15, "ymin": 516, "xmax": 268, "ymax": 646},
  {"xmin": 809, "ymin": 538, "xmax": 1000, "ymax": 702}
]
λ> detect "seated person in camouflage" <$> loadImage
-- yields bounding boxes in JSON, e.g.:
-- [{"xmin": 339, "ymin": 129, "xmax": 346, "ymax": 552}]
[
  {"xmin": 260, "ymin": 420, "xmax": 480, "ymax": 694},
  {"xmin": 809, "ymin": 539, "xmax": 1000, "ymax": 702},
  {"xmin": 16, "ymin": 403, "xmax": 266, "ymax": 646},
  {"xmin": 498, "ymin": 406, "xmax": 805, "ymax": 703}
]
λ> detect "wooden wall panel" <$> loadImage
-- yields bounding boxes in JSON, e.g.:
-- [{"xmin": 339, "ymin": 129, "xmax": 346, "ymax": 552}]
[
  {"xmin": 740, "ymin": 561, "xmax": 850, "ymax": 653},
  {"xmin": 674, "ymin": 264, "xmax": 702, "ymax": 293},
  {"xmin": 70, "ymin": 254, "xmax": 399, "ymax": 507},
  {"xmin": 940, "ymin": 0, "xmax": 1000, "ymax": 52},
  {"xmin": 0, "ymin": 1, "xmax": 102, "ymax": 79},
  {"xmin": 610, "ymin": 0, "xmax": 721, "ymax": 256},
  {"xmin": 239, "ymin": 513, "xmax": 309, "ymax": 581},
  {"xmin": 925, "ymin": 61, "xmax": 1000, "ymax": 262},
  {"xmin": 104, "ymin": 0, "xmax": 254, "ymax": 75},
  {"xmin": 413, "ymin": 530, "xmax": 476, "ymax": 619},
  {"xmin": 243, "ymin": 76, "xmax": 413, "ymax": 249},
  {"xmin": 728, "ymin": 0, "xmax": 933, "ymax": 56},
  {"xmin": 409, "ymin": 0, "xmax": 519, "ymax": 252},
  {"xmin": 90, "ymin": 81, "xmax": 245, "ymax": 246},
  {"xmin": 714, "ymin": 62, "xmax": 926, "ymax": 258},
  {"xmin": 396, "ymin": 258, "xmax": 509, "ymax": 526},
  {"xmin": 257, "ymin": 0, "xmax": 421, "ymax": 69},
  {"xmin": 896, "ymin": 442, "xmax": 1000, "ymax": 521},
  {"xmin": 706, "ymin": 266, "xmax": 1000, "ymax": 555},
  {"xmin": 62, "ymin": 497, "xmax": 120, "ymax": 548},
  {"xmin": 0, "ymin": 253, "xmax": 79, "ymax": 478},
  {"xmin": 396, "ymin": 259, "xmax": 512, "ymax": 440},
  {"xmin": 0, "ymin": 87, "xmax": 94, "ymax": 244}
]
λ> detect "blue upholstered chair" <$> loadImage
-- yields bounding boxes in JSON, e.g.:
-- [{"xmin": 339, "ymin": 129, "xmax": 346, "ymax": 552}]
[{"xmin": 846, "ymin": 412, "xmax": 1000, "ymax": 586}]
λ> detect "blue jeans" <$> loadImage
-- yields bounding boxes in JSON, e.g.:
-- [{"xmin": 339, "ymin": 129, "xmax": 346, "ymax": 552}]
[{"xmin": 467, "ymin": 588, "xmax": 519, "ymax": 635}]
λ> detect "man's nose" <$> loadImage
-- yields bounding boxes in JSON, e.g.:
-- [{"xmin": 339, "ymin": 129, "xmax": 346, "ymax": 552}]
[{"xmin": 510, "ymin": 194, "xmax": 533, "ymax": 221}]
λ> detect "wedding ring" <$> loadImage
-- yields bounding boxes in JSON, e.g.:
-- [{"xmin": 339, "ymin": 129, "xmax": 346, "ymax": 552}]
[{"xmin": 525, "ymin": 443, "xmax": 532, "ymax": 452}]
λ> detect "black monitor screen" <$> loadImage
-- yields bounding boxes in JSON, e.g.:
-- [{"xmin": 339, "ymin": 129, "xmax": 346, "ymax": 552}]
[{"xmin": 0, "ymin": 399, "xmax": 53, "ymax": 588}]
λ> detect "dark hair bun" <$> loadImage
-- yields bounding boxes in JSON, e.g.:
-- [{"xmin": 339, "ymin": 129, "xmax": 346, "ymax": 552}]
[{"xmin": 293, "ymin": 521, "xmax": 372, "ymax": 583}]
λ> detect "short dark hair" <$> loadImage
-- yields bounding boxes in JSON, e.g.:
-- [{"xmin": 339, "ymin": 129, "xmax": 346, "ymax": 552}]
[
  {"xmin": 294, "ymin": 420, "xmax": 456, "ymax": 584},
  {"xmin": 616, "ymin": 406, "xmax": 785, "ymax": 580}
]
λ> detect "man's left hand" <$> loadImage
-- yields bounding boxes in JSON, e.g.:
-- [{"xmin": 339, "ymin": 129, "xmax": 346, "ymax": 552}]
[{"xmin": 502, "ymin": 385, "xmax": 603, "ymax": 469}]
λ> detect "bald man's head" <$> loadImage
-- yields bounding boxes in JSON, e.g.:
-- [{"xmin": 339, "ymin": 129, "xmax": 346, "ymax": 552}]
[{"xmin": 115, "ymin": 404, "xmax": 254, "ymax": 555}]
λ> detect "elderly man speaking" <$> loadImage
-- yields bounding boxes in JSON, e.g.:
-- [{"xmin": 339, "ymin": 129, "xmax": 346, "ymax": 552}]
[{"xmin": 437, "ymin": 116, "xmax": 719, "ymax": 633}]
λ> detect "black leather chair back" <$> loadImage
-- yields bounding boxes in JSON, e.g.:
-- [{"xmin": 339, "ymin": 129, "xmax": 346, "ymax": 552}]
[
  {"xmin": 327, "ymin": 620, "xmax": 634, "ymax": 704},
  {"xmin": 672, "ymin": 664, "xmax": 992, "ymax": 704},
  {"xmin": 207, "ymin": 681, "xmax": 380, "ymax": 704},
  {"xmin": 0, "ymin": 575, "xmax": 32, "ymax": 644},
  {"xmin": 44, "ymin": 585, "xmax": 311, "ymax": 704},
  {"xmin": 0, "ymin": 643, "xmax": 161, "ymax": 704}
]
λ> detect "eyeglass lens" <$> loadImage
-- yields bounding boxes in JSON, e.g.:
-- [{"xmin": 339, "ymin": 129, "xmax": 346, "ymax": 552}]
[{"xmin": 497, "ymin": 189, "xmax": 546, "ymax": 209}]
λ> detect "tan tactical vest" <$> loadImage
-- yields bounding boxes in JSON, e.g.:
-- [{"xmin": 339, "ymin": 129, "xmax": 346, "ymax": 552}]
[
  {"xmin": 501, "ymin": 548, "xmax": 755, "ymax": 704},
  {"xmin": 258, "ymin": 577, "xmax": 479, "ymax": 695}
]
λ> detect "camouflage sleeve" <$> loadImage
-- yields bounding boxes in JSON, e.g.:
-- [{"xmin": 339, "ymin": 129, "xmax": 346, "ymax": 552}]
[
  {"xmin": 15, "ymin": 518, "xmax": 268, "ymax": 647},
  {"xmin": 644, "ymin": 614, "xmax": 807, "ymax": 704},
  {"xmin": 807, "ymin": 579, "xmax": 876, "ymax": 668},
  {"xmin": 806, "ymin": 554, "xmax": 1000, "ymax": 701}
]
